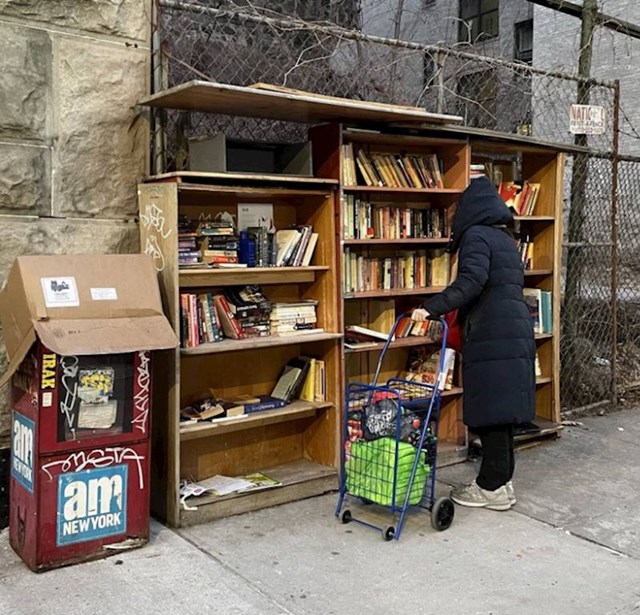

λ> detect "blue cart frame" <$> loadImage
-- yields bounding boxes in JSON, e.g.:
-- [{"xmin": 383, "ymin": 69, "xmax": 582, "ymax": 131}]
[{"xmin": 336, "ymin": 314, "xmax": 455, "ymax": 540}]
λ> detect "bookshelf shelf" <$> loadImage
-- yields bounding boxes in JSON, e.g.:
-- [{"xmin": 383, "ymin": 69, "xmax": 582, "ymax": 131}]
[
  {"xmin": 345, "ymin": 336, "xmax": 438, "ymax": 353},
  {"xmin": 181, "ymin": 332, "xmax": 343, "ymax": 356},
  {"xmin": 524, "ymin": 269, "xmax": 553, "ymax": 277},
  {"xmin": 180, "ymin": 459, "xmax": 338, "ymax": 525},
  {"xmin": 343, "ymin": 186, "xmax": 463, "ymax": 196},
  {"xmin": 514, "ymin": 215, "xmax": 555, "ymax": 223},
  {"xmin": 343, "ymin": 238, "xmax": 449, "ymax": 246},
  {"xmin": 179, "ymin": 266, "xmax": 330, "ymax": 288},
  {"xmin": 535, "ymin": 333, "xmax": 553, "ymax": 341},
  {"xmin": 180, "ymin": 400, "xmax": 333, "ymax": 441},
  {"xmin": 536, "ymin": 376, "xmax": 553, "ymax": 385},
  {"xmin": 344, "ymin": 287, "xmax": 445, "ymax": 300},
  {"xmin": 139, "ymin": 160, "xmax": 342, "ymax": 527}
]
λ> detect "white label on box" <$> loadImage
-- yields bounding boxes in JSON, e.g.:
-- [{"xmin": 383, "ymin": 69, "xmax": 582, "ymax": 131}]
[
  {"xmin": 41, "ymin": 277, "xmax": 80, "ymax": 308},
  {"xmin": 42, "ymin": 392, "xmax": 53, "ymax": 408},
  {"xmin": 90, "ymin": 287, "xmax": 118, "ymax": 301}
]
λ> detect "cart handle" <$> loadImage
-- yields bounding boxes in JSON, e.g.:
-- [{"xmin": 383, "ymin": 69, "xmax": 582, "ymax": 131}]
[{"xmin": 371, "ymin": 311, "xmax": 448, "ymax": 387}]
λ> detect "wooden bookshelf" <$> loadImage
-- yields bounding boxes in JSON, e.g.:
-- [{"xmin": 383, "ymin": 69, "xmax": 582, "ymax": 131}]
[
  {"xmin": 137, "ymin": 84, "xmax": 565, "ymax": 528},
  {"xmin": 309, "ymin": 124, "xmax": 471, "ymax": 458},
  {"xmin": 472, "ymin": 139, "xmax": 564, "ymax": 434},
  {"xmin": 138, "ymin": 173, "xmax": 342, "ymax": 527}
]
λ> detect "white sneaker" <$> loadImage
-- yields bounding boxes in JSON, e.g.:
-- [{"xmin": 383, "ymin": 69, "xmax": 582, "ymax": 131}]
[
  {"xmin": 450, "ymin": 480, "xmax": 512, "ymax": 511},
  {"xmin": 506, "ymin": 481, "xmax": 516, "ymax": 507}
]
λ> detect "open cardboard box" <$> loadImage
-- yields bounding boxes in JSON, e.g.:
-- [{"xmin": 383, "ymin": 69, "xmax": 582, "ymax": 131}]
[{"xmin": 0, "ymin": 254, "xmax": 179, "ymax": 389}]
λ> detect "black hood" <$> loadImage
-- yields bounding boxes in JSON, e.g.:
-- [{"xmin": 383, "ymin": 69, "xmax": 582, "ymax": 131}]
[{"xmin": 447, "ymin": 176, "xmax": 513, "ymax": 253}]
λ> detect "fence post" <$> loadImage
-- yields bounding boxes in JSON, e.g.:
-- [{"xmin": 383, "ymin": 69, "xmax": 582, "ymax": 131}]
[
  {"xmin": 151, "ymin": 0, "xmax": 166, "ymax": 175},
  {"xmin": 610, "ymin": 80, "xmax": 621, "ymax": 406}
]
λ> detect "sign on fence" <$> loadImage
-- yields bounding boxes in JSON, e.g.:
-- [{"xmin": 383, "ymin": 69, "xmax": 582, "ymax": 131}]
[{"xmin": 570, "ymin": 105, "xmax": 606, "ymax": 135}]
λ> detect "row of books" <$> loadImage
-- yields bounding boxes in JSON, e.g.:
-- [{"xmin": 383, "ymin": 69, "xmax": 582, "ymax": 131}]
[
  {"xmin": 343, "ymin": 249, "xmax": 450, "ymax": 294},
  {"xmin": 499, "ymin": 181, "xmax": 541, "ymax": 216},
  {"xmin": 407, "ymin": 346, "xmax": 456, "ymax": 391},
  {"xmin": 342, "ymin": 144, "xmax": 445, "ymax": 189},
  {"xmin": 342, "ymin": 196, "xmax": 448, "ymax": 241},
  {"xmin": 523, "ymin": 288, "xmax": 553, "ymax": 334},
  {"xmin": 178, "ymin": 215, "xmax": 319, "ymax": 269},
  {"xmin": 344, "ymin": 319, "xmax": 444, "ymax": 349},
  {"xmin": 180, "ymin": 287, "xmax": 322, "ymax": 347}
]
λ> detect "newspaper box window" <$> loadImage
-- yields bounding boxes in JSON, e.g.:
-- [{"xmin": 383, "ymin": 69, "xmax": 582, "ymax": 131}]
[{"xmin": 0, "ymin": 254, "xmax": 178, "ymax": 572}]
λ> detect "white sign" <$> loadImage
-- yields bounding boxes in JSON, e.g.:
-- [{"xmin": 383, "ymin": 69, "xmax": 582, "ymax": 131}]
[
  {"xmin": 570, "ymin": 105, "xmax": 606, "ymax": 135},
  {"xmin": 90, "ymin": 287, "xmax": 118, "ymax": 301},
  {"xmin": 41, "ymin": 276, "xmax": 79, "ymax": 307},
  {"xmin": 237, "ymin": 203, "xmax": 274, "ymax": 231}
]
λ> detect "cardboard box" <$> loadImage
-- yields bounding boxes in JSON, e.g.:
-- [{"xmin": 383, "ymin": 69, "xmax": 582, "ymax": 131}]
[{"xmin": 0, "ymin": 254, "xmax": 178, "ymax": 571}]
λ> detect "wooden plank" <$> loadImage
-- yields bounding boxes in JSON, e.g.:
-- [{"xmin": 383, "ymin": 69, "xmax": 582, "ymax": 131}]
[
  {"xmin": 180, "ymin": 459, "xmax": 338, "ymax": 526},
  {"xmin": 343, "ymin": 238, "xmax": 450, "ymax": 246},
  {"xmin": 180, "ymin": 332, "xmax": 343, "ymax": 356},
  {"xmin": 342, "ymin": 129, "xmax": 469, "ymax": 148},
  {"xmin": 524, "ymin": 269, "xmax": 553, "ymax": 277},
  {"xmin": 179, "ymin": 184, "xmax": 333, "ymax": 198},
  {"xmin": 551, "ymin": 153, "xmax": 564, "ymax": 423},
  {"xmin": 180, "ymin": 400, "xmax": 332, "ymax": 441},
  {"xmin": 344, "ymin": 287, "xmax": 445, "ymax": 299},
  {"xmin": 251, "ymin": 83, "xmax": 421, "ymax": 112},
  {"xmin": 139, "ymin": 81, "xmax": 462, "ymax": 125},
  {"xmin": 179, "ymin": 266, "xmax": 329, "ymax": 288},
  {"xmin": 137, "ymin": 183, "xmax": 182, "ymax": 527},
  {"xmin": 147, "ymin": 170, "xmax": 339, "ymax": 187},
  {"xmin": 342, "ymin": 186, "xmax": 463, "ymax": 195}
]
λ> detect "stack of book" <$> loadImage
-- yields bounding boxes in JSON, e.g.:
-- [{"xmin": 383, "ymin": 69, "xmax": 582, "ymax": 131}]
[
  {"xmin": 242, "ymin": 226, "xmax": 276, "ymax": 267},
  {"xmin": 499, "ymin": 181, "xmax": 541, "ymax": 216},
  {"xmin": 342, "ymin": 196, "xmax": 448, "ymax": 240},
  {"xmin": 343, "ymin": 145, "xmax": 445, "ymax": 189},
  {"xmin": 275, "ymin": 226, "xmax": 319, "ymax": 267},
  {"xmin": 343, "ymin": 249, "xmax": 450, "ymax": 293},
  {"xmin": 178, "ymin": 216, "xmax": 202, "ymax": 268},
  {"xmin": 270, "ymin": 300, "xmax": 321, "ymax": 336},
  {"xmin": 199, "ymin": 220, "xmax": 240, "ymax": 267},
  {"xmin": 180, "ymin": 292, "xmax": 224, "ymax": 348},
  {"xmin": 222, "ymin": 286, "xmax": 273, "ymax": 339}
]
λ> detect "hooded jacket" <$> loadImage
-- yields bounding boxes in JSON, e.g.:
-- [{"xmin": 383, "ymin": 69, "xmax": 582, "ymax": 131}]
[{"xmin": 423, "ymin": 176, "xmax": 535, "ymax": 428}]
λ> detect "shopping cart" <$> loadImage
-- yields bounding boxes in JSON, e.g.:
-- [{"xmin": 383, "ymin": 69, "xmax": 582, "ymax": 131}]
[{"xmin": 336, "ymin": 313, "xmax": 455, "ymax": 541}]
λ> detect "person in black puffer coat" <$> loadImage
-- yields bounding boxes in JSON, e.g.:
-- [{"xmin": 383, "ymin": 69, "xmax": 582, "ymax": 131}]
[{"xmin": 411, "ymin": 174, "xmax": 535, "ymax": 511}]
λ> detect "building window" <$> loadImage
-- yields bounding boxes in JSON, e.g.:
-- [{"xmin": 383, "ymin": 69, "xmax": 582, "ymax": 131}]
[
  {"xmin": 459, "ymin": 0, "xmax": 499, "ymax": 43},
  {"xmin": 515, "ymin": 20, "xmax": 533, "ymax": 64}
]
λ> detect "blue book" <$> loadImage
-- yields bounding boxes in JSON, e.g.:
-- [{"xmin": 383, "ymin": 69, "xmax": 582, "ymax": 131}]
[{"xmin": 241, "ymin": 395, "xmax": 287, "ymax": 414}]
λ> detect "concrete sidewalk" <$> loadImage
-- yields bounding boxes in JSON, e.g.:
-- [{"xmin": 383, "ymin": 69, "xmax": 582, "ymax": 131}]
[{"xmin": 2, "ymin": 409, "xmax": 640, "ymax": 615}]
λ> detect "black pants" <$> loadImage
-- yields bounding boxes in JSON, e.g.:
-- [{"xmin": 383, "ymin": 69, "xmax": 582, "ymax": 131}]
[{"xmin": 474, "ymin": 425, "xmax": 515, "ymax": 491}]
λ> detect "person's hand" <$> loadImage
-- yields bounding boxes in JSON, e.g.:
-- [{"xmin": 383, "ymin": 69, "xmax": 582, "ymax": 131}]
[{"xmin": 411, "ymin": 308, "xmax": 429, "ymax": 322}]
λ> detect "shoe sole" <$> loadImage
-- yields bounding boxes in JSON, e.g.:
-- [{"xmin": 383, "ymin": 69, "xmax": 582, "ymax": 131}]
[{"xmin": 451, "ymin": 495, "xmax": 512, "ymax": 511}]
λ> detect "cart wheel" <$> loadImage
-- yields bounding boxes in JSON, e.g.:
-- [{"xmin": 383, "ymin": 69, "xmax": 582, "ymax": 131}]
[
  {"xmin": 431, "ymin": 497, "xmax": 455, "ymax": 531},
  {"xmin": 339, "ymin": 509, "xmax": 352, "ymax": 524},
  {"xmin": 382, "ymin": 525, "xmax": 395, "ymax": 541}
]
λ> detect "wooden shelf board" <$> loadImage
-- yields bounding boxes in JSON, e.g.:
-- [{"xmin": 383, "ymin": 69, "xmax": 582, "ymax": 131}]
[
  {"xmin": 536, "ymin": 376, "xmax": 553, "ymax": 385},
  {"xmin": 343, "ymin": 238, "xmax": 449, "ymax": 246},
  {"xmin": 535, "ymin": 333, "xmax": 553, "ymax": 341},
  {"xmin": 342, "ymin": 129, "xmax": 467, "ymax": 148},
  {"xmin": 180, "ymin": 400, "xmax": 332, "ymax": 441},
  {"xmin": 514, "ymin": 418, "xmax": 563, "ymax": 445},
  {"xmin": 524, "ymin": 269, "xmax": 553, "ymax": 277},
  {"xmin": 139, "ymin": 80, "xmax": 462, "ymax": 125},
  {"xmin": 345, "ymin": 336, "xmax": 438, "ymax": 353},
  {"xmin": 436, "ymin": 440, "xmax": 469, "ymax": 467},
  {"xmin": 514, "ymin": 215, "xmax": 555, "ymax": 223},
  {"xmin": 344, "ymin": 287, "xmax": 445, "ymax": 299},
  {"xmin": 179, "ymin": 459, "xmax": 338, "ymax": 526},
  {"xmin": 179, "ymin": 266, "xmax": 329, "ymax": 287},
  {"xmin": 178, "ymin": 184, "xmax": 333, "ymax": 198},
  {"xmin": 441, "ymin": 386, "xmax": 464, "ymax": 398},
  {"xmin": 343, "ymin": 186, "xmax": 462, "ymax": 195},
  {"xmin": 181, "ymin": 332, "xmax": 343, "ymax": 356},
  {"xmin": 147, "ymin": 170, "xmax": 338, "ymax": 189}
]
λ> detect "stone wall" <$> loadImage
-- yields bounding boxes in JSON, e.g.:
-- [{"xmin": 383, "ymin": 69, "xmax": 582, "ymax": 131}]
[{"xmin": 0, "ymin": 1, "xmax": 151, "ymax": 447}]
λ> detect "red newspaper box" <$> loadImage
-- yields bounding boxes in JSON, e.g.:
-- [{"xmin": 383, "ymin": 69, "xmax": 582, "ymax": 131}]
[{"xmin": 0, "ymin": 255, "xmax": 178, "ymax": 571}]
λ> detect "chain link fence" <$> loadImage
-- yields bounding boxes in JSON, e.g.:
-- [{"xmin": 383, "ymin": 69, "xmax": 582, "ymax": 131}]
[{"xmin": 151, "ymin": 0, "xmax": 640, "ymax": 414}]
